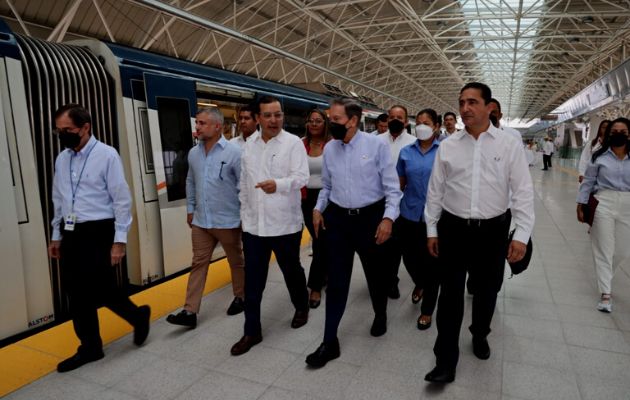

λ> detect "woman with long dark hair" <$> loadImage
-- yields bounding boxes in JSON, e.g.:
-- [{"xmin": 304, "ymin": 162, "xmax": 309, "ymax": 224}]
[
  {"xmin": 302, "ymin": 109, "xmax": 331, "ymax": 308},
  {"xmin": 577, "ymin": 117, "xmax": 630, "ymax": 312},
  {"xmin": 578, "ymin": 120, "xmax": 610, "ymax": 183}
]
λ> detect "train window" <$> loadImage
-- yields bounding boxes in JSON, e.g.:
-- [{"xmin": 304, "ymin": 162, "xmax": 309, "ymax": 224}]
[
  {"xmin": 283, "ymin": 102, "xmax": 311, "ymax": 137},
  {"xmin": 138, "ymin": 108, "xmax": 154, "ymax": 173},
  {"xmin": 156, "ymin": 97, "xmax": 193, "ymax": 202}
]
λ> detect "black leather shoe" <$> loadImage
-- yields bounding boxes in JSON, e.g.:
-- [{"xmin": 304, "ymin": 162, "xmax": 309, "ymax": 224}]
[
  {"xmin": 417, "ymin": 315, "xmax": 432, "ymax": 331},
  {"xmin": 291, "ymin": 310, "xmax": 309, "ymax": 329},
  {"xmin": 166, "ymin": 309, "xmax": 197, "ymax": 329},
  {"xmin": 230, "ymin": 335, "xmax": 262, "ymax": 356},
  {"xmin": 424, "ymin": 366, "xmax": 455, "ymax": 383},
  {"xmin": 134, "ymin": 305, "xmax": 151, "ymax": 345},
  {"xmin": 309, "ymin": 299, "xmax": 321, "ymax": 309},
  {"xmin": 57, "ymin": 350, "xmax": 104, "ymax": 373},
  {"xmin": 388, "ymin": 284, "xmax": 400, "ymax": 299},
  {"xmin": 370, "ymin": 315, "xmax": 387, "ymax": 337},
  {"xmin": 472, "ymin": 337, "xmax": 491, "ymax": 360},
  {"xmin": 226, "ymin": 297, "xmax": 245, "ymax": 316},
  {"xmin": 305, "ymin": 340, "xmax": 340, "ymax": 368}
]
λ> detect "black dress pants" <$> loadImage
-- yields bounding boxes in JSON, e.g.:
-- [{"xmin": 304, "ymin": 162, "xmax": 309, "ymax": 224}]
[
  {"xmin": 396, "ymin": 217, "xmax": 440, "ymax": 316},
  {"xmin": 60, "ymin": 219, "xmax": 140, "ymax": 354},
  {"xmin": 242, "ymin": 231, "xmax": 309, "ymax": 336},
  {"xmin": 323, "ymin": 200, "xmax": 389, "ymax": 343},
  {"xmin": 302, "ymin": 188, "xmax": 327, "ymax": 292},
  {"xmin": 542, "ymin": 154, "xmax": 551, "ymax": 170},
  {"xmin": 433, "ymin": 211, "xmax": 510, "ymax": 369}
]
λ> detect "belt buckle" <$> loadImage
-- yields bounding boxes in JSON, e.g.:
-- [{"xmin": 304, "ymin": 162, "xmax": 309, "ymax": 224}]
[
  {"xmin": 467, "ymin": 218, "xmax": 481, "ymax": 227},
  {"xmin": 348, "ymin": 208, "xmax": 360, "ymax": 216}
]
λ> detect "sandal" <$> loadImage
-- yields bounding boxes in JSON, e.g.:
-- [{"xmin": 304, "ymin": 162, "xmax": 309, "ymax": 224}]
[
  {"xmin": 411, "ymin": 287, "xmax": 423, "ymax": 304},
  {"xmin": 417, "ymin": 315, "xmax": 432, "ymax": 330}
]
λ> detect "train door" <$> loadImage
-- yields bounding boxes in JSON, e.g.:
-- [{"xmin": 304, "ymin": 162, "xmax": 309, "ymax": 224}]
[{"xmin": 144, "ymin": 73, "xmax": 196, "ymax": 276}]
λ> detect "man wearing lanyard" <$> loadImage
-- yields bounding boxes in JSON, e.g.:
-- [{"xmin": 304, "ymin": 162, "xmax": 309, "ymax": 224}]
[
  {"xmin": 306, "ymin": 98, "xmax": 402, "ymax": 368},
  {"xmin": 48, "ymin": 104, "xmax": 150, "ymax": 372},
  {"xmin": 423, "ymin": 83, "xmax": 534, "ymax": 383}
]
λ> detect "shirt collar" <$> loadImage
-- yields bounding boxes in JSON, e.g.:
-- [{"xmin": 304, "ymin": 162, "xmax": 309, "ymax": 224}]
[
  {"xmin": 605, "ymin": 147, "xmax": 629, "ymax": 160},
  {"xmin": 72, "ymin": 135, "xmax": 97, "ymax": 155},
  {"xmin": 460, "ymin": 123, "xmax": 500, "ymax": 140},
  {"xmin": 413, "ymin": 138, "xmax": 440, "ymax": 153},
  {"xmin": 345, "ymin": 130, "xmax": 365, "ymax": 148},
  {"xmin": 253, "ymin": 129, "xmax": 287, "ymax": 144}
]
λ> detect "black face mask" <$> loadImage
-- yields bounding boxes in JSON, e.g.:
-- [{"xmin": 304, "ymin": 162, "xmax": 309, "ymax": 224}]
[
  {"xmin": 329, "ymin": 122, "xmax": 348, "ymax": 140},
  {"xmin": 388, "ymin": 119, "xmax": 405, "ymax": 135},
  {"xmin": 59, "ymin": 131, "xmax": 82, "ymax": 149},
  {"xmin": 609, "ymin": 134, "xmax": 628, "ymax": 148}
]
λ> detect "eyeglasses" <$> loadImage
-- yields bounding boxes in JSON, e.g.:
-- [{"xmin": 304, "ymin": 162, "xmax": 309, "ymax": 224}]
[
  {"xmin": 260, "ymin": 112, "xmax": 284, "ymax": 119},
  {"xmin": 307, "ymin": 119, "xmax": 324, "ymax": 125}
]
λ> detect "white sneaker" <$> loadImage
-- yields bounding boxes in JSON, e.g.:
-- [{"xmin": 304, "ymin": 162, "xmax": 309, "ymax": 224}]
[{"xmin": 597, "ymin": 296, "xmax": 612, "ymax": 313}]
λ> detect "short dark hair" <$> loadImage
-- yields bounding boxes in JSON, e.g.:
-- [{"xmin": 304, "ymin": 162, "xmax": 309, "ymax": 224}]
[
  {"xmin": 489, "ymin": 98, "xmax": 501, "ymax": 112},
  {"xmin": 54, "ymin": 104, "xmax": 91, "ymax": 127},
  {"xmin": 331, "ymin": 98, "xmax": 362, "ymax": 123},
  {"xmin": 239, "ymin": 103, "xmax": 258, "ymax": 117},
  {"xmin": 417, "ymin": 108, "xmax": 439, "ymax": 125},
  {"xmin": 376, "ymin": 113, "xmax": 388, "ymax": 123},
  {"xmin": 443, "ymin": 111, "xmax": 457, "ymax": 121},
  {"xmin": 389, "ymin": 105, "xmax": 408, "ymax": 120},
  {"xmin": 257, "ymin": 95, "xmax": 281, "ymax": 112},
  {"xmin": 460, "ymin": 82, "xmax": 492, "ymax": 104}
]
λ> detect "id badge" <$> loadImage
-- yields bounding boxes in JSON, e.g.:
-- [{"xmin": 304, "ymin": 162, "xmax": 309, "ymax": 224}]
[{"xmin": 64, "ymin": 213, "xmax": 77, "ymax": 231}]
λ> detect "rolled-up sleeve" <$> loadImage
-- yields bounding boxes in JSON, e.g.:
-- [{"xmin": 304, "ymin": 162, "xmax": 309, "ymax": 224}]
[{"xmin": 577, "ymin": 161, "xmax": 598, "ymax": 204}]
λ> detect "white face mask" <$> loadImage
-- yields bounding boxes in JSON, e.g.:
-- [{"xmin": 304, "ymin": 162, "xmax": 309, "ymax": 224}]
[{"xmin": 414, "ymin": 124, "xmax": 434, "ymax": 140}]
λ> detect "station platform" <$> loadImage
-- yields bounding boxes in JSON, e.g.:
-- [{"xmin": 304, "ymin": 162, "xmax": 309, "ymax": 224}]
[{"xmin": 3, "ymin": 160, "xmax": 630, "ymax": 400}]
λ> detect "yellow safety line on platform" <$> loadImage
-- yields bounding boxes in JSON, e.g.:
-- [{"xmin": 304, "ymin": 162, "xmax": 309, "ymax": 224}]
[{"xmin": 0, "ymin": 230, "xmax": 311, "ymax": 397}]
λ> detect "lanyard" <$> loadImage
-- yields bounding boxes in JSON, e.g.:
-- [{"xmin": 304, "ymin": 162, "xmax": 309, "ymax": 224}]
[{"xmin": 69, "ymin": 140, "xmax": 97, "ymax": 210}]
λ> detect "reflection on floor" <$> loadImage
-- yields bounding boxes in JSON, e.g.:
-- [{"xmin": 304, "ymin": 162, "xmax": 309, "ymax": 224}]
[{"xmin": 6, "ymin": 159, "xmax": 630, "ymax": 400}]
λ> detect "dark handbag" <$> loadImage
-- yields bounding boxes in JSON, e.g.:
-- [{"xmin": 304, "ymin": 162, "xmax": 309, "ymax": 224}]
[
  {"xmin": 506, "ymin": 230, "xmax": 533, "ymax": 275},
  {"xmin": 582, "ymin": 193, "xmax": 599, "ymax": 227}
]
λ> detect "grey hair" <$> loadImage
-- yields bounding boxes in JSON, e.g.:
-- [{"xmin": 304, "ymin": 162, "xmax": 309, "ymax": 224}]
[{"xmin": 197, "ymin": 107, "xmax": 224, "ymax": 125}]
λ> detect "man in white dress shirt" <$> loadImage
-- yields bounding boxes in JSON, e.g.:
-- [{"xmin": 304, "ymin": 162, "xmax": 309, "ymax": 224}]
[
  {"xmin": 230, "ymin": 95, "xmax": 310, "ymax": 356},
  {"xmin": 439, "ymin": 111, "xmax": 459, "ymax": 141},
  {"xmin": 230, "ymin": 103, "xmax": 258, "ymax": 149},
  {"xmin": 378, "ymin": 105, "xmax": 416, "ymax": 299},
  {"xmin": 489, "ymin": 98, "xmax": 523, "ymax": 142},
  {"xmin": 542, "ymin": 137, "xmax": 554, "ymax": 170},
  {"xmin": 369, "ymin": 113, "xmax": 389, "ymax": 135},
  {"xmin": 423, "ymin": 83, "xmax": 534, "ymax": 383}
]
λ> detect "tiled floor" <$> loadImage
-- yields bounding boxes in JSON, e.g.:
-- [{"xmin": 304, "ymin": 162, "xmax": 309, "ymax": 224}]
[{"xmin": 6, "ymin": 161, "xmax": 630, "ymax": 400}]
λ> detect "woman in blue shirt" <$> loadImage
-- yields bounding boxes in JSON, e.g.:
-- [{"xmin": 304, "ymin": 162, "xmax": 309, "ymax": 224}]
[
  {"xmin": 577, "ymin": 117, "xmax": 630, "ymax": 313},
  {"xmin": 396, "ymin": 108, "xmax": 441, "ymax": 330}
]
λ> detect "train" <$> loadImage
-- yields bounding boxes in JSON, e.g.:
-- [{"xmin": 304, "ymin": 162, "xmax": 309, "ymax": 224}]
[{"xmin": 0, "ymin": 19, "xmax": 385, "ymax": 342}]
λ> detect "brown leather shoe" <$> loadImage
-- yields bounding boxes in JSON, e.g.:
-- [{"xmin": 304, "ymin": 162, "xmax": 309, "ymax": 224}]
[
  {"xmin": 230, "ymin": 335, "xmax": 262, "ymax": 356},
  {"xmin": 291, "ymin": 310, "xmax": 309, "ymax": 329}
]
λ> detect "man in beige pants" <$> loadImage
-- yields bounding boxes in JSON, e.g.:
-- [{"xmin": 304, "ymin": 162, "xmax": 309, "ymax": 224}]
[{"xmin": 167, "ymin": 107, "xmax": 245, "ymax": 329}]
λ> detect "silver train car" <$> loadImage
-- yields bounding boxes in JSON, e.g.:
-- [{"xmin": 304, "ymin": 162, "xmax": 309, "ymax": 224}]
[{"xmin": 0, "ymin": 20, "xmax": 383, "ymax": 342}]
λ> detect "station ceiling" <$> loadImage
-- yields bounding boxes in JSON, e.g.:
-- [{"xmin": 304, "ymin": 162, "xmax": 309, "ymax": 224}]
[{"xmin": 3, "ymin": 0, "xmax": 630, "ymax": 120}]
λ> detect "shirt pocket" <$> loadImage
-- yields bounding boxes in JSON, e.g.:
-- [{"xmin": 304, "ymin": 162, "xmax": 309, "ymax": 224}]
[
  {"xmin": 481, "ymin": 150, "xmax": 506, "ymax": 185},
  {"xmin": 269, "ymin": 152, "xmax": 290, "ymax": 179}
]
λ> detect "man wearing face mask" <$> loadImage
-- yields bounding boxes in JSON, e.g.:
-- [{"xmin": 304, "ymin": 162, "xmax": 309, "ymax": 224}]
[
  {"xmin": 48, "ymin": 104, "xmax": 150, "ymax": 372},
  {"xmin": 378, "ymin": 105, "xmax": 416, "ymax": 299},
  {"xmin": 305, "ymin": 98, "xmax": 402, "ymax": 368}
]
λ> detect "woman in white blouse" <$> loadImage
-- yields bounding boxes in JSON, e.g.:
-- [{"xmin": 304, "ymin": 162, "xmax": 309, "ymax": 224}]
[
  {"xmin": 301, "ymin": 110, "xmax": 331, "ymax": 308},
  {"xmin": 578, "ymin": 120, "xmax": 610, "ymax": 183},
  {"xmin": 577, "ymin": 117, "xmax": 630, "ymax": 312}
]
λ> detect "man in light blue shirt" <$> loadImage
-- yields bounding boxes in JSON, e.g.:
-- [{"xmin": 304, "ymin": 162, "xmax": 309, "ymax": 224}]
[
  {"xmin": 306, "ymin": 98, "xmax": 402, "ymax": 368},
  {"xmin": 48, "ymin": 104, "xmax": 150, "ymax": 373},
  {"xmin": 167, "ymin": 108, "xmax": 245, "ymax": 329}
]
